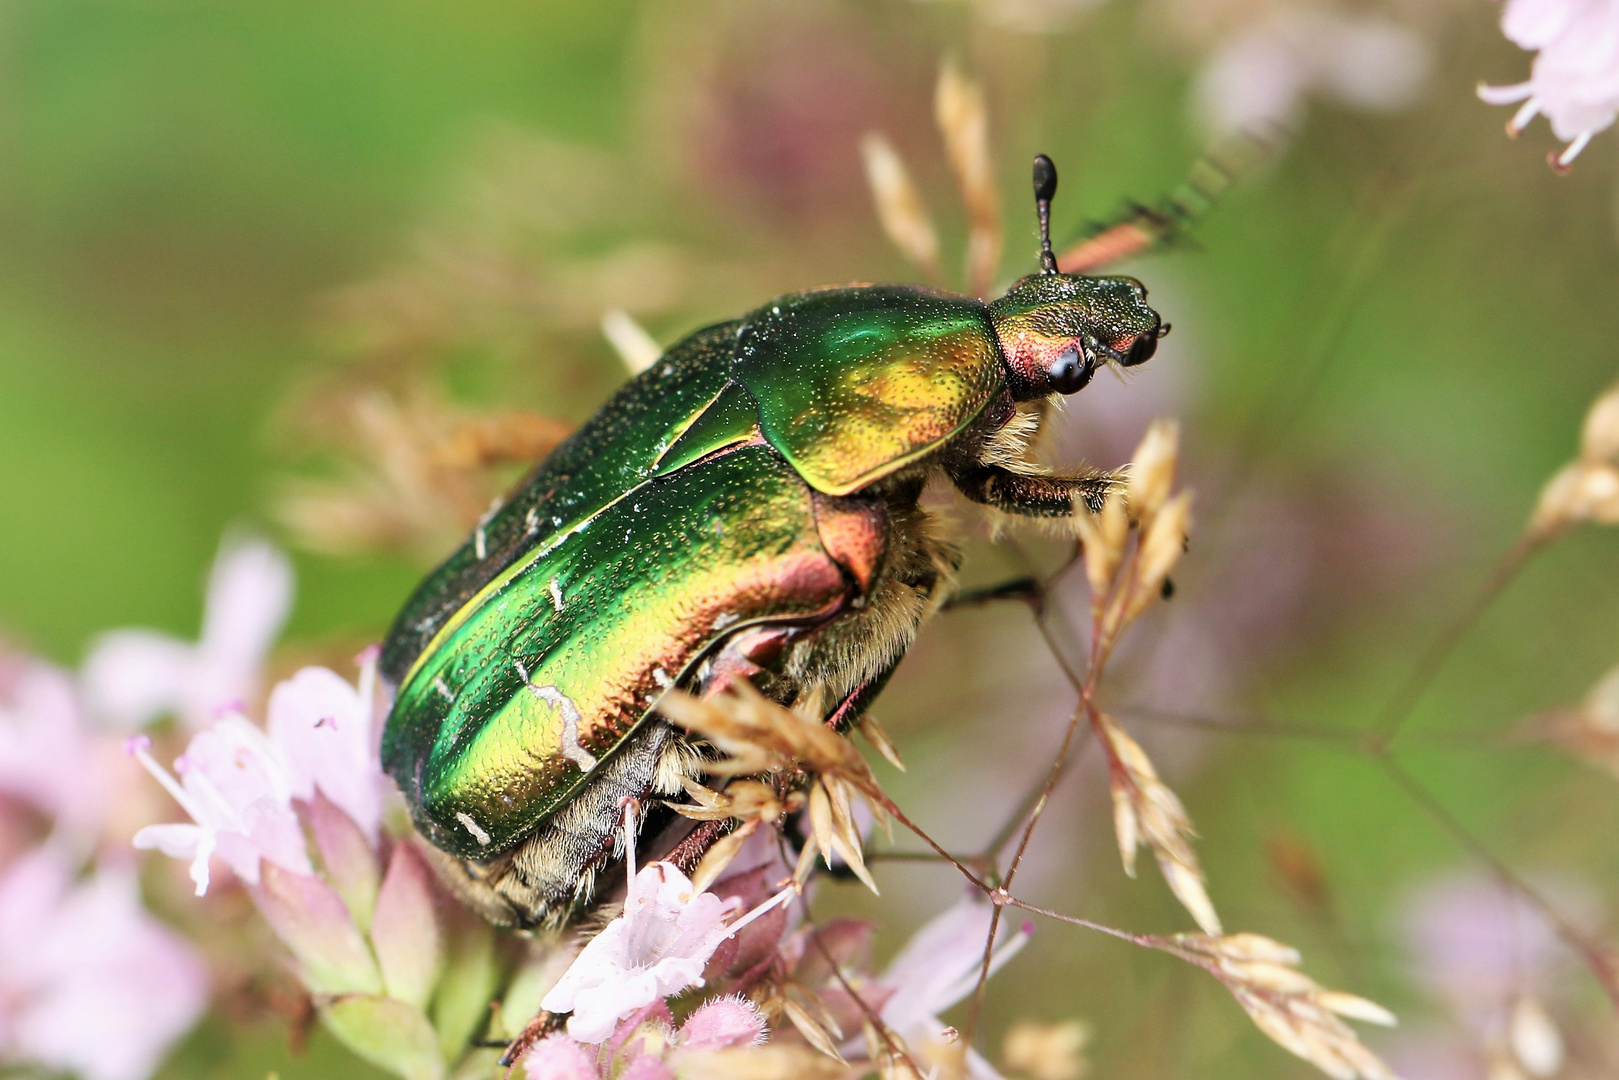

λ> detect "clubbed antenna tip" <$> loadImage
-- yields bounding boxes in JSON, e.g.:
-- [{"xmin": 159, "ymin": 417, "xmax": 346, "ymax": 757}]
[{"xmin": 1033, "ymin": 154, "xmax": 1059, "ymax": 274}]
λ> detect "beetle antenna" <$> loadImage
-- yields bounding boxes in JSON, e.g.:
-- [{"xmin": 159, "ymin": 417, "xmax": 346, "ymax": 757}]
[{"xmin": 1033, "ymin": 153, "xmax": 1059, "ymax": 274}]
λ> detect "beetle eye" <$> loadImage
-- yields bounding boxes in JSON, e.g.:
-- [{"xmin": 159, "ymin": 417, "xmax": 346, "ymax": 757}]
[
  {"xmin": 1047, "ymin": 345, "xmax": 1091, "ymax": 394},
  {"xmin": 1123, "ymin": 332, "xmax": 1158, "ymax": 367}
]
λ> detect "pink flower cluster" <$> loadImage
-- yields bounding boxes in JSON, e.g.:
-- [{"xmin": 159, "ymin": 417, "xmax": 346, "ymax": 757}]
[
  {"xmin": 525, "ymin": 995, "xmax": 768, "ymax": 1080},
  {"xmin": 6, "ymin": 532, "xmax": 1040, "ymax": 1080},
  {"xmin": 0, "ymin": 535, "xmax": 317, "ymax": 1080},
  {"xmin": 1479, "ymin": 0, "xmax": 1619, "ymax": 168}
]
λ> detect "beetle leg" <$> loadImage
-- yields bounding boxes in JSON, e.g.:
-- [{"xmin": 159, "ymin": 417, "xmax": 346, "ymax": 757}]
[
  {"xmin": 946, "ymin": 460, "xmax": 1118, "ymax": 517},
  {"xmin": 498, "ymin": 1010, "xmax": 566, "ymax": 1066},
  {"xmin": 941, "ymin": 576, "xmax": 1044, "ymax": 612}
]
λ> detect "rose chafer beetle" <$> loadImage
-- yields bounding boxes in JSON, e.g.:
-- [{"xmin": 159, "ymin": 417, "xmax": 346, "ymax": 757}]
[{"xmin": 380, "ymin": 155, "xmax": 1166, "ymax": 930}]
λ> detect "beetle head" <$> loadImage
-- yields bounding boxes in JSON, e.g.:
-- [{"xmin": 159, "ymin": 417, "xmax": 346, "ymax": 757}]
[
  {"xmin": 989, "ymin": 271, "xmax": 1164, "ymax": 400},
  {"xmin": 988, "ymin": 154, "xmax": 1166, "ymax": 401}
]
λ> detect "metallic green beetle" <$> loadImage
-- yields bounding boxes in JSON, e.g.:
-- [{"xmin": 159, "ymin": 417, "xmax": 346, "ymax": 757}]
[{"xmin": 380, "ymin": 156, "xmax": 1165, "ymax": 930}]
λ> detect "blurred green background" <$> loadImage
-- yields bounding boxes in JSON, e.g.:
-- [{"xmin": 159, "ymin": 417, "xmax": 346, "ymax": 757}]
[{"xmin": 1, "ymin": 0, "xmax": 1615, "ymax": 1077}]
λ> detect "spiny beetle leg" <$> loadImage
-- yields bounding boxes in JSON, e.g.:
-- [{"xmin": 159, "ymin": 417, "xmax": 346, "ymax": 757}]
[
  {"xmin": 942, "ymin": 577, "xmax": 1044, "ymax": 612},
  {"xmin": 947, "ymin": 460, "xmax": 1117, "ymax": 517}
]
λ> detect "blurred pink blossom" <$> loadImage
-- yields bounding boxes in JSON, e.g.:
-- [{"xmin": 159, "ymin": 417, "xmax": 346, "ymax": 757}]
[
  {"xmin": 0, "ymin": 658, "xmax": 114, "ymax": 840},
  {"xmin": 525, "ymin": 1034, "xmax": 601, "ymax": 1080},
  {"xmin": 266, "ymin": 654, "xmax": 387, "ymax": 842},
  {"xmin": 875, "ymin": 892, "xmax": 1030, "ymax": 1079},
  {"xmin": 83, "ymin": 537, "xmax": 293, "ymax": 731},
  {"xmin": 130, "ymin": 715, "xmax": 311, "ymax": 895},
  {"xmin": 1479, "ymin": 0, "xmax": 1619, "ymax": 167},
  {"xmin": 1195, "ymin": 9, "xmax": 1430, "ymax": 136},
  {"xmin": 0, "ymin": 846, "xmax": 207, "ymax": 1080},
  {"xmin": 1400, "ymin": 871, "xmax": 1586, "ymax": 1030}
]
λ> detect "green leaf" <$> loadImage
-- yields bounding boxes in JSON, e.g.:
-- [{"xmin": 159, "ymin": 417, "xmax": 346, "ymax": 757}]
[
  {"xmin": 431, "ymin": 918, "xmax": 499, "ymax": 1060},
  {"xmin": 322, "ymin": 995, "xmax": 445, "ymax": 1080}
]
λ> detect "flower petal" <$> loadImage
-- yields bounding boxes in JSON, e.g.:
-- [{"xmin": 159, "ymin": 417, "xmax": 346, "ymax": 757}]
[
  {"xmin": 81, "ymin": 630, "xmax": 194, "ymax": 731},
  {"xmin": 253, "ymin": 862, "xmax": 382, "ymax": 996},
  {"xmin": 371, "ymin": 843, "xmax": 442, "ymax": 1009}
]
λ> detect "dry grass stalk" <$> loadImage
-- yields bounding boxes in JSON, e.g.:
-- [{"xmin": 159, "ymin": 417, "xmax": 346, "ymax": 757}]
[
  {"xmin": 657, "ymin": 683, "xmax": 878, "ymax": 792},
  {"xmin": 1094, "ymin": 712, "xmax": 1221, "ymax": 934},
  {"xmin": 935, "ymin": 61, "xmax": 1002, "ymax": 298},
  {"xmin": 669, "ymin": 777, "xmax": 791, "ymax": 824},
  {"xmin": 1165, "ymin": 933, "xmax": 1398, "ymax": 1080},
  {"xmin": 1072, "ymin": 490, "xmax": 1128, "ymax": 618},
  {"xmin": 1001, "ymin": 1018, "xmax": 1091, "ymax": 1080},
  {"xmin": 860, "ymin": 133, "xmax": 941, "ymax": 278},
  {"xmin": 689, "ymin": 818, "xmax": 762, "ymax": 894},
  {"xmin": 1074, "ymin": 421, "xmax": 1193, "ymax": 662},
  {"xmin": 1526, "ymin": 662, "xmax": 1619, "ymax": 778},
  {"xmin": 658, "ymin": 682, "xmax": 887, "ymax": 894},
  {"xmin": 600, "ymin": 308, "xmax": 664, "ymax": 374},
  {"xmin": 1507, "ymin": 995, "xmax": 1565, "ymax": 1077},
  {"xmin": 1066, "ymin": 421, "xmax": 1215, "ymax": 932},
  {"xmin": 1127, "ymin": 419, "xmax": 1179, "ymax": 521},
  {"xmin": 778, "ymin": 995, "xmax": 847, "ymax": 1063},
  {"xmin": 856, "ymin": 714, "xmax": 906, "ymax": 771},
  {"xmin": 277, "ymin": 388, "xmax": 570, "ymax": 559},
  {"xmin": 1528, "ymin": 381, "xmax": 1619, "ymax": 539}
]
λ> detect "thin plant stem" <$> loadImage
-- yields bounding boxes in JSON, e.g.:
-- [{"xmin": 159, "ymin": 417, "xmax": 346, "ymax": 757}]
[
  {"xmin": 1372, "ymin": 533, "xmax": 1543, "ymax": 746},
  {"xmin": 805, "ymin": 921, "xmax": 927, "ymax": 1077},
  {"xmin": 1369, "ymin": 751, "xmax": 1619, "ymax": 1008}
]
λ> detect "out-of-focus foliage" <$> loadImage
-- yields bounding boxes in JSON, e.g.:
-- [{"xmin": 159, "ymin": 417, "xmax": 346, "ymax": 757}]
[{"xmin": 1, "ymin": 0, "xmax": 1617, "ymax": 1077}]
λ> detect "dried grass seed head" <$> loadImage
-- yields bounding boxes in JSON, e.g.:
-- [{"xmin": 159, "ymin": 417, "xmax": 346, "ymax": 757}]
[
  {"xmin": 1001, "ymin": 1018, "xmax": 1091, "ymax": 1080},
  {"xmin": 1127, "ymin": 420, "xmax": 1180, "ymax": 524},
  {"xmin": 860, "ymin": 133, "xmax": 941, "ymax": 277},
  {"xmin": 1172, "ymin": 933, "xmax": 1398, "ymax": 1080},
  {"xmin": 1096, "ymin": 713, "xmax": 1221, "ymax": 934}
]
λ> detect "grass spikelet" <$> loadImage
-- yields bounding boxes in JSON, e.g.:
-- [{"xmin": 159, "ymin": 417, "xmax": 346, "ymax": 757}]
[{"xmin": 860, "ymin": 133, "xmax": 940, "ymax": 277}]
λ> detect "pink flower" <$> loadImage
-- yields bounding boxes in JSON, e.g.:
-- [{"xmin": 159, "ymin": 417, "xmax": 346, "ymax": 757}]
[
  {"xmin": 266, "ymin": 654, "xmax": 387, "ymax": 842},
  {"xmin": 677, "ymin": 995, "xmax": 768, "ymax": 1050},
  {"xmin": 83, "ymin": 536, "xmax": 293, "ymax": 731},
  {"xmin": 130, "ymin": 715, "xmax": 311, "ymax": 895},
  {"xmin": 524, "ymin": 1034, "xmax": 601, "ymax": 1080},
  {"xmin": 1195, "ymin": 9, "xmax": 1429, "ymax": 136},
  {"xmin": 1479, "ymin": 0, "xmax": 1619, "ymax": 168},
  {"xmin": 1400, "ymin": 872, "xmax": 1586, "ymax": 1030},
  {"xmin": 876, "ymin": 893, "xmax": 1031, "ymax": 1080},
  {"xmin": 0, "ymin": 657, "xmax": 113, "ymax": 839},
  {"xmin": 541, "ymin": 861, "xmax": 747, "ymax": 1043},
  {"xmin": 0, "ymin": 846, "xmax": 208, "ymax": 1080},
  {"xmin": 540, "ymin": 811, "xmax": 795, "ymax": 1044}
]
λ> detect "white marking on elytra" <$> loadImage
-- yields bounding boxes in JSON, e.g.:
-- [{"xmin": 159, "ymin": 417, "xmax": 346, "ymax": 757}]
[
  {"xmin": 433, "ymin": 676, "xmax": 454, "ymax": 702},
  {"xmin": 455, "ymin": 812, "xmax": 491, "ymax": 846},
  {"xmin": 712, "ymin": 612, "xmax": 740, "ymax": 632},
  {"xmin": 525, "ymin": 507, "xmax": 540, "ymax": 536},
  {"xmin": 651, "ymin": 667, "xmax": 673, "ymax": 689},
  {"xmin": 514, "ymin": 659, "xmax": 598, "ymax": 772},
  {"xmin": 548, "ymin": 577, "xmax": 565, "ymax": 612},
  {"xmin": 473, "ymin": 498, "xmax": 501, "ymax": 560}
]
